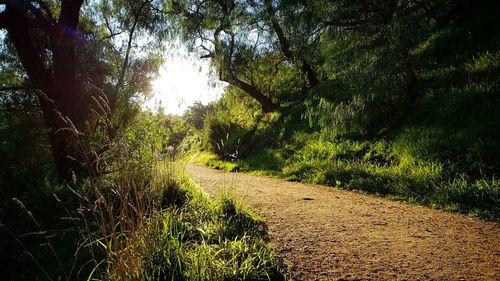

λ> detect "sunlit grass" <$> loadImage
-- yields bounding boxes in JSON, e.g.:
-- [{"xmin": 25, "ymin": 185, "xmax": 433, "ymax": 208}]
[
  {"xmin": 193, "ymin": 131, "xmax": 499, "ymax": 220},
  {"xmin": 92, "ymin": 161, "xmax": 288, "ymax": 280},
  {"xmin": 2, "ymin": 161, "xmax": 288, "ymax": 280}
]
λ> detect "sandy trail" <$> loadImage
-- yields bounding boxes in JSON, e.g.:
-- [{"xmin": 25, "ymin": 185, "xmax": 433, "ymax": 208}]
[{"xmin": 186, "ymin": 163, "xmax": 500, "ymax": 281}]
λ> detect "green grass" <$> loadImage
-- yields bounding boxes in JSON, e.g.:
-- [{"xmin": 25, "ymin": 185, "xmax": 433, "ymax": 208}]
[
  {"xmin": 1, "ymin": 162, "xmax": 288, "ymax": 280},
  {"xmin": 193, "ymin": 134, "xmax": 499, "ymax": 220},
  {"xmin": 186, "ymin": 151, "xmax": 240, "ymax": 172},
  {"xmin": 121, "ymin": 163, "xmax": 288, "ymax": 280}
]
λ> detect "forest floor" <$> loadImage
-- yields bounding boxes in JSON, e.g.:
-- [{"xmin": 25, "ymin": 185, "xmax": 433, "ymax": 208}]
[{"xmin": 186, "ymin": 163, "xmax": 500, "ymax": 281}]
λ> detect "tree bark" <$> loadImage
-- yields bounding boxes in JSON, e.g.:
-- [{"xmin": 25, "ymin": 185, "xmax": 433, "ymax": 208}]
[{"xmin": 54, "ymin": 0, "xmax": 88, "ymax": 129}]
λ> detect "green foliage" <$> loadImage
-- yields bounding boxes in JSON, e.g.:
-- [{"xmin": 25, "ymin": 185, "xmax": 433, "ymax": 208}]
[
  {"xmin": 3, "ymin": 1, "xmax": 500, "ymax": 280},
  {"xmin": 184, "ymin": 101, "xmax": 216, "ymax": 130},
  {"xmin": 0, "ymin": 38, "xmax": 54, "ymax": 200},
  {"xmin": 199, "ymin": 96, "xmax": 279, "ymax": 161},
  {"xmin": 304, "ymin": 80, "xmax": 373, "ymax": 138},
  {"xmin": 237, "ymin": 150, "xmax": 285, "ymax": 174},
  {"xmin": 0, "ymin": 178, "xmax": 96, "ymax": 280},
  {"xmin": 123, "ymin": 110, "xmax": 192, "ymax": 162},
  {"xmin": 195, "ymin": 130, "xmax": 498, "ymax": 219},
  {"xmin": 124, "ymin": 111, "xmax": 170, "ymax": 161},
  {"xmin": 432, "ymin": 177, "xmax": 499, "ymax": 219},
  {"xmin": 181, "ymin": 32, "xmax": 500, "ymax": 218},
  {"xmin": 176, "ymin": 0, "xmax": 500, "ymax": 220},
  {"xmin": 187, "ymin": 151, "xmax": 239, "ymax": 172},
  {"xmin": 202, "ymin": 111, "xmax": 241, "ymax": 157},
  {"xmin": 0, "ymin": 91, "xmax": 53, "ymax": 199},
  {"xmin": 217, "ymin": 194, "xmax": 267, "ymax": 240}
]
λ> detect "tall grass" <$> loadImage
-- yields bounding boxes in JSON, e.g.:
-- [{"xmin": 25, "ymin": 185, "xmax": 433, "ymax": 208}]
[
  {"xmin": 87, "ymin": 161, "xmax": 287, "ymax": 280},
  {"xmin": 1, "ymin": 90, "xmax": 288, "ymax": 280},
  {"xmin": 3, "ymin": 160, "xmax": 288, "ymax": 280}
]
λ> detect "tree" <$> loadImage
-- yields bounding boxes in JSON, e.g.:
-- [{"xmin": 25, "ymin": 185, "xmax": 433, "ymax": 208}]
[
  {"xmin": 184, "ymin": 101, "xmax": 216, "ymax": 130},
  {"xmin": 97, "ymin": 0, "xmax": 165, "ymax": 130},
  {"xmin": 169, "ymin": 0, "xmax": 278, "ymax": 113},
  {"xmin": 0, "ymin": 0, "xmax": 164, "ymax": 180},
  {"xmin": 0, "ymin": 0, "xmax": 92, "ymax": 180}
]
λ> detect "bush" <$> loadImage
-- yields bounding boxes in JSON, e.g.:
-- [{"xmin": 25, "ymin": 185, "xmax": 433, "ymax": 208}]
[{"xmin": 203, "ymin": 112, "xmax": 243, "ymax": 159}]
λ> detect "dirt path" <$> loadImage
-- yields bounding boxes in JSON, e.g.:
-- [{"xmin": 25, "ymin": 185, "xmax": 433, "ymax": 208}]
[{"xmin": 186, "ymin": 163, "xmax": 500, "ymax": 280}]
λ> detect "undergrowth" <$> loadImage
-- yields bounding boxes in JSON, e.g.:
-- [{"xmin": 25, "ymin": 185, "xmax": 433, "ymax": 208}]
[
  {"xmin": 0, "ymin": 161, "xmax": 288, "ymax": 280},
  {"xmin": 110, "ymin": 162, "xmax": 287, "ymax": 281},
  {"xmin": 183, "ymin": 33, "xmax": 500, "ymax": 221},
  {"xmin": 190, "ymin": 138, "xmax": 499, "ymax": 220}
]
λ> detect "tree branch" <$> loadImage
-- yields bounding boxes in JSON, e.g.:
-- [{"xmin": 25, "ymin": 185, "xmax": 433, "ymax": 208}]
[
  {"xmin": 264, "ymin": 0, "xmax": 318, "ymax": 88},
  {"xmin": 213, "ymin": 27, "xmax": 276, "ymax": 113},
  {"xmin": 102, "ymin": 11, "xmax": 122, "ymax": 40},
  {"xmin": 199, "ymin": 44, "xmax": 214, "ymax": 58},
  {"xmin": 4, "ymin": 2, "xmax": 52, "ymax": 92},
  {"xmin": 100, "ymin": 30, "xmax": 123, "ymax": 41},
  {"xmin": 0, "ymin": 11, "xmax": 6, "ymax": 29},
  {"xmin": 0, "ymin": 85, "xmax": 32, "ymax": 92},
  {"xmin": 25, "ymin": 2, "xmax": 56, "ymax": 31},
  {"xmin": 115, "ymin": 0, "xmax": 152, "ymax": 94},
  {"xmin": 58, "ymin": 0, "xmax": 84, "ymax": 29}
]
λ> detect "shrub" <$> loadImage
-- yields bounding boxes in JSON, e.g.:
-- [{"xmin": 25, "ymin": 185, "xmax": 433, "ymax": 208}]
[{"xmin": 202, "ymin": 112, "xmax": 243, "ymax": 159}]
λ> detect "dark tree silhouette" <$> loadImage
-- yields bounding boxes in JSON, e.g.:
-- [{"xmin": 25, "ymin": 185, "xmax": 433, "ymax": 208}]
[{"xmin": 1, "ymin": 0, "xmax": 89, "ymax": 180}]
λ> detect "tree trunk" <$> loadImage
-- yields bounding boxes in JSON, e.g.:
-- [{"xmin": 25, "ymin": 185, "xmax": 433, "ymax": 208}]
[
  {"xmin": 222, "ymin": 75, "xmax": 277, "ymax": 113},
  {"xmin": 4, "ymin": 0, "xmax": 88, "ymax": 181},
  {"xmin": 404, "ymin": 60, "xmax": 418, "ymax": 104}
]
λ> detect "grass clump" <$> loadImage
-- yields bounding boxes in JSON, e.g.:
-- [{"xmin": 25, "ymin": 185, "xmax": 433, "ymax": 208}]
[
  {"xmin": 217, "ymin": 194, "xmax": 267, "ymax": 240},
  {"xmin": 277, "ymin": 136, "xmax": 499, "ymax": 219},
  {"xmin": 100, "ymin": 162, "xmax": 288, "ymax": 280}
]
